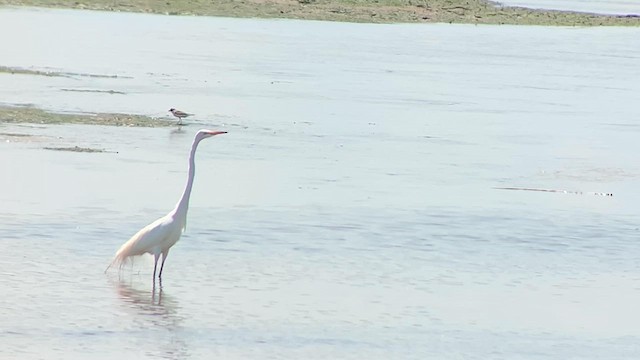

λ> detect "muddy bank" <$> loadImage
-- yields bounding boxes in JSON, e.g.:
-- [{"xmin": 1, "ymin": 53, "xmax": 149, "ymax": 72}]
[
  {"xmin": 1, "ymin": 0, "xmax": 638, "ymax": 25},
  {"xmin": 0, "ymin": 65, "xmax": 69, "ymax": 78},
  {"xmin": 0, "ymin": 106, "xmax": 173, "ymax": 127}
]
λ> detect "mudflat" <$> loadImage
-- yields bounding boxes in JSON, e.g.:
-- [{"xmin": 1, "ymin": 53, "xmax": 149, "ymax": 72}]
[{"xmin": 0, "ymin": 106, "xmax": 172, "ymax": 127}]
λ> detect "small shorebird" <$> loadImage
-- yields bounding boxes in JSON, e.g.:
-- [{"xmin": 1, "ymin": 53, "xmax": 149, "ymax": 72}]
[{"xmin": 169, "ymin": 108, "xmax": 192, "ymax": 125}]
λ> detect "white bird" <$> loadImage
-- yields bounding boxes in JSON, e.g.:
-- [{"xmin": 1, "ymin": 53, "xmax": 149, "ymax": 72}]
[
  {"xmin": 106, "ymin": 129, "xmax": 227, "ymax": 281},
  {"xmin": 168, "ymin": 108, "xmax": 192, "ymax": 125}
]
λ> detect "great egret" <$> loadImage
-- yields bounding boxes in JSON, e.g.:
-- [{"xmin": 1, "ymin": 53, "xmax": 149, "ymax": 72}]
[
  {"xmin": 168, "ymin": 108, "xmax": 192, "ymax": 125},
  {"xmin": 106, "ymin": 129, "xmax": 227, "ymax": 281}
]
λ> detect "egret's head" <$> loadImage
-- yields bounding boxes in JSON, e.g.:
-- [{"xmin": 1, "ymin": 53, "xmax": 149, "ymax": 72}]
[
  {"xmin": 196, "ymin": 129, "xmax": 227, "ymax": 141},
  {"xmin": 168, "ymin": 108, "xmax": 175, "ymax": 112}
]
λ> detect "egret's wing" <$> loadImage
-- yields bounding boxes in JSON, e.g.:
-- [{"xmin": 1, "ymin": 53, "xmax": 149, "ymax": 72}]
[{"xmin": 114, "ymin": 216, "xmax": 172, "ymax": 261}]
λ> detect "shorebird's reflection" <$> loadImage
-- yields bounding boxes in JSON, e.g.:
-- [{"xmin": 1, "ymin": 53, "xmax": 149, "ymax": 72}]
[
  {"xmin": 113, "ymin": 279, "xmax": 188, "ymax": 359},
  {"xmin": 170, "ymin": 126, "xmax": 185, "ymax": 136}
]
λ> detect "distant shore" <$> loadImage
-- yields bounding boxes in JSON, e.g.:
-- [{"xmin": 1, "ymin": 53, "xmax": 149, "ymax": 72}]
[{"xmin": 1, "ymin": 0, "xmax": 639, "ymax": 26}]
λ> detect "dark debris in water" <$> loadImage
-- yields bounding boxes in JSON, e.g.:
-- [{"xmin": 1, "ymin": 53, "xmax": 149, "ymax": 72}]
[
  {"xmin": 0, "ymin": 132, "xmax": 34, "ymax": 137},
  {"xmin": 494, "ymin": 187, "xmax": 613, "ymax": 197},
  {"xmin": 60, "ymin": 88, "xmax": 127, "ymax": 95},
  {"xmin": 43, "ymin": 146, "xmax": 117, "ymax": 153},
  {"xmin": 0, "ymin": 65, "xmax": 132, "ymax": 79}
]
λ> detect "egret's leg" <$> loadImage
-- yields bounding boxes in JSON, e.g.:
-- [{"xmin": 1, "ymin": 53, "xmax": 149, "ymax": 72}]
[
  {"xmin": 159, "ymin": 250, "xmax": 170, "ymax": 279},
  {"xmin": 152, "ymin": 253, "xmax": 160, "ymax": 280}
]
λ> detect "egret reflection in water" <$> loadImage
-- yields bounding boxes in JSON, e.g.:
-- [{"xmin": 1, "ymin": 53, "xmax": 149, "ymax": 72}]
[{"xmin": 113, "ymin": 279, "xmax": 189, "ymax": 359}]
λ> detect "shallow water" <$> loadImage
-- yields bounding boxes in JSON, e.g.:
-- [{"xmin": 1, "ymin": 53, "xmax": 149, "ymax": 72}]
[
  {"xmin": 498, "ymin": 0, "xmax": 640, "ymax": 15},
  {"xmin": 2, "ymin": 7, "xmax": 640, "ymax": 360}
]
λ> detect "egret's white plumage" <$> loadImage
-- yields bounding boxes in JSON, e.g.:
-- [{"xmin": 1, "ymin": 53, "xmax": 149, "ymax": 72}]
[{"xmin": 106, "ymin": 129, "xmax": 227, "ymax": 281}]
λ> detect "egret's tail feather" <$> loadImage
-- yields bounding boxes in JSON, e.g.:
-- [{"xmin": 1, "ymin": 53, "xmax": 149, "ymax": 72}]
[
  {"xmin": 104, "ymin": 247, "xmax": 135, "ymax": 274},
  {"xmin": 104, "ymin": 256, "xmax": 119, "ymax": 274}
]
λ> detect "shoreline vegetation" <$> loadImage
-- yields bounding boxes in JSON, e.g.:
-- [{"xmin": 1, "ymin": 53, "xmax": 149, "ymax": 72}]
[{"xmin": 1, "ymin": 0, "xmax": 639, "ymax": 26}]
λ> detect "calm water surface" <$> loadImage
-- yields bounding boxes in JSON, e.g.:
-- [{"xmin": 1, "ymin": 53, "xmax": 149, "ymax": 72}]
[
  {"xmin": 1, "ymin": 8, "xmax": 640, "ymax": 360},
  {"xmin": 498, "ymin": 0, "xmax": 640, "ymax": 15}
]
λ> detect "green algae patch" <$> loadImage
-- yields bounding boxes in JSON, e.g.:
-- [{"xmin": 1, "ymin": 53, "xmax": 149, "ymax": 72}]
[
  {"xmin": 0, "ymin": 106, "xmax": 173, "ymax": 127},
  {"xmin": 0, "ymin": 0, "xmax": 639, "ymax": 26}
]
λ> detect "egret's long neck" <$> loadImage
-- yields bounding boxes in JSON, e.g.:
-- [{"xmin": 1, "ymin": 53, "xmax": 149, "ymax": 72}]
[{"xmin": 174, "ymin": 137, "xmax": 202, "ymax": 222}]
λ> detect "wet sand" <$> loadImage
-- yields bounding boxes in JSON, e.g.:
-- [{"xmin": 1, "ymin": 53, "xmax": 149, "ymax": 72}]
[{"xmin": 1, "ymin": 0, "xmax": 639, "ymax": 25}]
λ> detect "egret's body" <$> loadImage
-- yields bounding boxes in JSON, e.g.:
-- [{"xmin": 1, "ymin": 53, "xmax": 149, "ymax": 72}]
[{"xmin": 106, "ymin": 129, "xmax": 226, "ymax": 281}]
